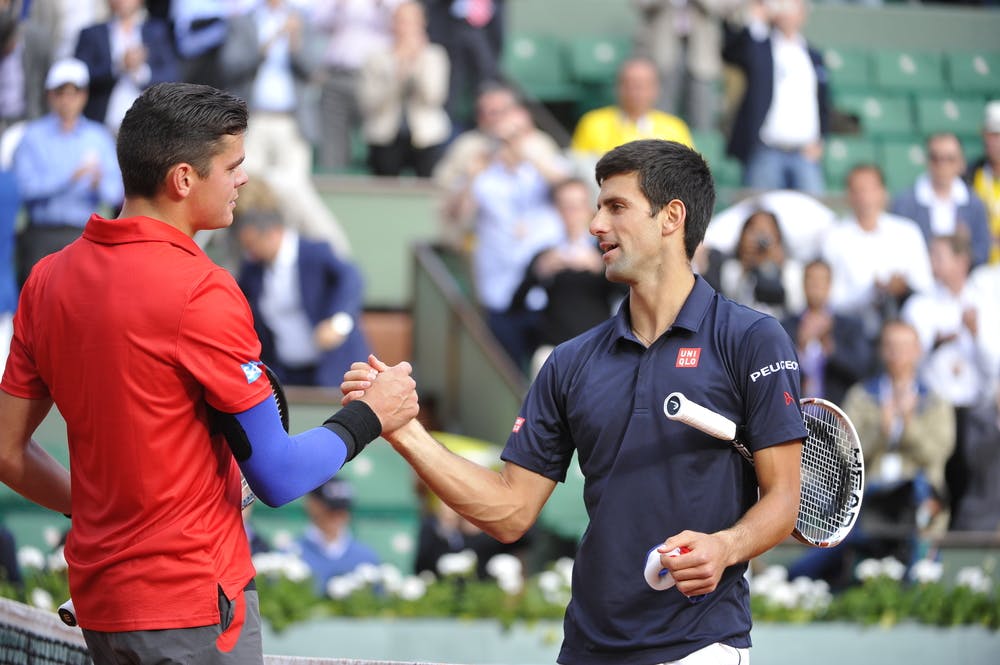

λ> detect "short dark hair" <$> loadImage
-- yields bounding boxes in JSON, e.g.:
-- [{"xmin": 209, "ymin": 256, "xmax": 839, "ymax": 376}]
[
  {"xmin": 594, "ymin": 139, "xmax": 715, "ymax": 259},
  {"xmin": 116, "ymin": 82, "xmax": 248, "ymax": 198},
  {"xmin": 845, "ymin": 163, "xmax": 886, "ymax": 189}
]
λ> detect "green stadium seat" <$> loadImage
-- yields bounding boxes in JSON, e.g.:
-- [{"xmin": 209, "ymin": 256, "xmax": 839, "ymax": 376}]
[
  {"xmin": 823, "ymin": 136, "xmax": 879, "ymax": 190},
  {"xmin": 915, "ymin": 95, "xmax": 986, "ymax": 139},
  {"xmin": 879, "ymin": 139, "xmax": 926, "ymax": 196},
  {"xmin": 962, "ymin": 137, "xmax": 984, "ymax": 164},
  {"xmin": 501, "ymin": 33, "xmax": 578, "ymax": 102},
  {"xmin": 872, "ymin": 50, "xmax": 946, "ymax": 93},
  {"xmin": 353, "ymin": 515, "xmax": 419, "ymax": 572},
  {"xmin": 835, "ymin": 93, "xmax": 915, "ymax": 138},
  {"xmin": 538, "ymin": 454, "xmax": 587, "ymax": 542},
  {"xmin": 823, "ymin": 46, "xmax": 873, "ymax": 94},
  {"xmin": 335, "ymin": 440, "xmax": 419, "ymax": 515},
  {"xmin": 690, "ymin": 129, "xmax": 742, "ymax": 190},
  {"xmin": 946, "ymin": 51, "xmax": 1000, "ymax": 95},
  {"xmin": 566, "ymin": 35, "xmax": 631, "ymax": 86}
]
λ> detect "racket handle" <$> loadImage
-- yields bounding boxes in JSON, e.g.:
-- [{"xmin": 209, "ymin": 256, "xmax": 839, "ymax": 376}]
[
  {"xmin": 663, "ymin": 392, "xmax": 738, "ymax": 441},
  {"xmin": 643, "ymin": 546, "xmax": 709, "ymax": 603},
  {"xmin": 58, "ymin": 598, "xmax": 77, "ymax": 626}
]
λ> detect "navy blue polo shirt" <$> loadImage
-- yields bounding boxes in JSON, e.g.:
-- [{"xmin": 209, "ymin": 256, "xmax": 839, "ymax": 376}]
[{"xmin": 501, "ymin": 276, "xmax": 808, "ymax": 665}]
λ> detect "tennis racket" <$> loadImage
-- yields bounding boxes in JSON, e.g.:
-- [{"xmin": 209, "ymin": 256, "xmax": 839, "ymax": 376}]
[
  {"xmin": 644, "ymin": 392, "xmax": 864, "ymax": 592},
  {"xmin": 240, "ymin": 364, "xmax": 290, "ymax": 510},
  {"xmin": 663, "ymin": 391, "xmax": 864, "ymax": 548}
]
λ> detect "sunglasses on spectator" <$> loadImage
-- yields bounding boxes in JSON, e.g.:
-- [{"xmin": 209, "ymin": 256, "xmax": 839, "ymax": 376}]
[{"xmin": 928, "ymin": 152, "xmax": 960, "ymax": 163}]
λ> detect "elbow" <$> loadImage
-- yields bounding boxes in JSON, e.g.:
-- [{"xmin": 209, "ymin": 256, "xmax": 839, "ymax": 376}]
[{"xmin": 485, "ymin": 513, "xmax": 535, "ymax": 545}]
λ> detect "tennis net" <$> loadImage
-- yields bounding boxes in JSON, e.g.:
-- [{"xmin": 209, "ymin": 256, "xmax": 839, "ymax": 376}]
[{"xmin": 0, "ymin": 597, "xmax": 438, "ymax": 665}]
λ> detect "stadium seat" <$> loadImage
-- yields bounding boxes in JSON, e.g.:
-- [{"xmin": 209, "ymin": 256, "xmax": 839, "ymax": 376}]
[
  {"xmin": 915, "ymin": 95, "xmax": 985, "ymax": 139},
  {"xmin": 335, "ymin": 440, "xmax": 419, "ymax": 515},
  {"xmin": 500, "ymin": 33, "xmax": 578, "ymax": 102},
  {"xmin": 962, "ymin": 137, "xmax": 984, "ymax": 165},
  {"xmin": 872, "ymin": 50, "xmax": 946, "ymax": 93},
  {"xmin": 835, "ymin": 93, "xmax": 915, "ymax": 138},
  {"xmin": 353, "ymin": 515, "xmax": 419, "ymax": 572},
  {"xmin": 946, "ymin": 51, "xmax": 1000, "ymax": 95},
  {"xmin": 690, "ymin": 129, "xmax": 743, "ymax": 190},
  {"xmin": 566, "ymin": 35, "xmax": 631, "ymax": 86},
  {"xmin": 823, "ymin": 136, "xmax": 879, "ymax": 190},
  {"xmin": 879, "ymin": 139, "xmax": 927, "ymax": 196},
  {"xmin": 823, "ymin": 46, "xmax": 873, "ymax": 95},
  {"xmin": 538, "ymin": 453, "xmax": 587, "ymax": 542}
]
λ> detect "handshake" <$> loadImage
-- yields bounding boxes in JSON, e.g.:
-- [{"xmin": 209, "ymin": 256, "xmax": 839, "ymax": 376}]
[{"xmin": 341, "ymin": 354, "xmax": 421, "ymax": 437}]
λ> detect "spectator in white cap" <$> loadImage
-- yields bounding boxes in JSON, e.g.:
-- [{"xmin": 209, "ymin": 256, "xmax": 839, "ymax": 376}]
[
  {"xmin": 285, "ymin": 477, "xmax": 380, "ymax": 596},
  {"xmin": 965, "ymin": 100, "xmax": 1000, "ymax": 264},
  {"xmin": 11, "ymin": 56, "xmax": 123, "ymax": 285}
]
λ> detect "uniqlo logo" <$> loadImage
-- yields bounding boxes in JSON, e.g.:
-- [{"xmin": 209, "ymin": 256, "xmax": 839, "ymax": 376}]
[
  {"xmin": 676, "ymin": 348, "xmax": 701, "ymax": 368},
  {"xmin": 512, "ymin": 417, "xmax": 525, "ymax": 433}
]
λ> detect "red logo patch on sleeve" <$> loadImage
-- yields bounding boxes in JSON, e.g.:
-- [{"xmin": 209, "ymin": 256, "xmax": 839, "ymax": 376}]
[
  {"xmin": 512, "ymin": 417, "xmax": 525, "ymax": 433},
  {"xmin": 675, "ymin": 348, "xmax": 701, "ymax": 368},
  {"xmin": 784, "ymin": 391, "xmax": 794, "ymax": 405}
]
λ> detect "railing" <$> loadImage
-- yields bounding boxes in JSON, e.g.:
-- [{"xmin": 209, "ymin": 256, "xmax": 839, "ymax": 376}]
[{"xmin": 410, "ymin": 243, "xmax": 529, "ymax": 446}]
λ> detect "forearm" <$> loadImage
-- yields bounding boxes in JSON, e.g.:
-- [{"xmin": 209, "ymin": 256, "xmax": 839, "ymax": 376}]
[
  {"xmin": 386, "ymin": 420, "xmax": 542, "ymax": 543},
  {"xmin": 715, "ymin": 480, "xmax": 799, "ymax": 565},
  {"xmin": 0, "ymin": 439, "xmax": 71, "ymax": 515},
  {"xmin": 229, "ymin": 399, "xmax": 381, "ymax": 507}
]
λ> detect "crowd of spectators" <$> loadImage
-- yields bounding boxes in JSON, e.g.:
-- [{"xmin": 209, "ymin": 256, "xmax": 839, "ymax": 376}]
[{"xmin": 0, "ymin": 0, "xmax": 998, "ymax": 591}]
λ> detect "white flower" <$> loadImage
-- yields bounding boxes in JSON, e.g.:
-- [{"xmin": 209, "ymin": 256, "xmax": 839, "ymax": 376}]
[
  {"xmin": 497, "ymin": 574, "xmax": 524, "ymax": 595},
  {"xmin": 43, "ymin": 526, "xmax": 62, "ymax": 549},
  {"xmin": 956, "ymin": 566, "xmax": 991, "ymax": 594},
  {"xmin": 768, "ymin": 581, "xmax": 799, "ymax": 609},
  {"xmin": 554, "ymin": 557, "xmax": 574, "ymax": 586},
  {"xmin": 751, "ymin": 565, "xmax": 789, "ymax": 596},
  {"xmin": 880, "ymin": 557, "xmax": 906, "ymax": 581},
  {"xmin": 354, "ymin": 562, "xmax": 381, "ymax": 586},
  {"xmin": 271, "ymin": 530, "xmax": 294, "ymax": 551},
  {"xmin": 29, "ymin": 588, "xmax": 54, "ymax": 611},
  {"xmin": 855, "ymin": 558, "xmax": 882, "ymax": 581},
  {"xmin": 327, "ymin": 574, "xmax": 362, "ymax": 599},
  {"xmin": 418, "ymin": 569, "xmax": 437, "ymax": 585},
  {"xmin": 16, "ymin": 546, "xmax": 45, "ymax": 570},
  {"xmin": 47, "ymin": 547, "xmax": 68, "ymax": 572},
  {"xmin": 281, "ymin": 556, "xmax": 312, "ymax": 583},
  {"xmin": 380, "ymin": 564, "xmax": 404, "ymax": 594},
  {"xmin": 398, "ymin": 576, "xmax": 427, "ymax": 601},
  {"xmin": 910, "ymin": 558, "xmax": 944, "ymax": 585},
  {"xmin": 437, "ymin": 549, "xmax": 477, "ymax": 577},
  {"xmin": 485, "ymin": 553, "xmax": 522, "ymax": 581},
  {"xmin": 537, "ymin": 571, "xmax": 563, "ymax": 595}
]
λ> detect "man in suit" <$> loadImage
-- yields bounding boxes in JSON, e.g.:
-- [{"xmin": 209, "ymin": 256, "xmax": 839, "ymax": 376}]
[
  {"xmin": 892, "ymin": 132, "xmax": 991, "ymax": 268},
  {"xmin": 234, "ymin": 203, "xmax": 371, "ymax": 388},
  {"xmin": 781, "ymin": 258, "xmax": 873, "ymax": 405},
  {"xmin": 723, "ymin": 0, "xmax": 829, "ymax": 194},
  {"xmin": 73, "ymin": 0, "xmax": 178, "ymax": 134}
]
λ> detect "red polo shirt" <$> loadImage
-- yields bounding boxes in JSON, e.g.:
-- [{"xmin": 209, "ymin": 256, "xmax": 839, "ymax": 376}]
[{"xmin": 2, "ymin": 215, "xmax": 273, "ymax": 631}]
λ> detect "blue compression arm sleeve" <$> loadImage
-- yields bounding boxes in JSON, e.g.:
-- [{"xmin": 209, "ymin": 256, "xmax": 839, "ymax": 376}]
[{"xmin": 232, "ymin": 398, "xmax": 348, "ymax": 508}]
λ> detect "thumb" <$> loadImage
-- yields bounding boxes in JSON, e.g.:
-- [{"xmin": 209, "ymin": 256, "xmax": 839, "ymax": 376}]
[{"xmin": 368, "ymin": 354, "xmax": 390, "ymax": 372}]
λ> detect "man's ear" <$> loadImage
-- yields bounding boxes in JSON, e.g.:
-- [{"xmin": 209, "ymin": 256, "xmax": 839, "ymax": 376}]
[
  {"xmin": 165, "ymin": 163, "xmax": 196, "ymax": 201},
  {"xmin": 658, "ymin": 199, "xmax": 686, "ymax": 237}
]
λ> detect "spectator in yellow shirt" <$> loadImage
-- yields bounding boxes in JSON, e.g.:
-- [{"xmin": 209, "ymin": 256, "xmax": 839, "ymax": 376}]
[{"xmin": 570, "ymin": 57, "xmax": 694, "ymax": 159}]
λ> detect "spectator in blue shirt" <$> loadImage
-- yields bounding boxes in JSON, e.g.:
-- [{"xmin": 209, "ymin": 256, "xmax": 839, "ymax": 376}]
[
  {"xmin": 343, "ymin": 139, "xmax": 806, "ymax": 664},
  {"xmin": 286, "ymin": 477, "xmax": 380, "ymax": 597},
  {"xmin": 12, "ymin": 57, "xmax": 122, "ymax": 285}
]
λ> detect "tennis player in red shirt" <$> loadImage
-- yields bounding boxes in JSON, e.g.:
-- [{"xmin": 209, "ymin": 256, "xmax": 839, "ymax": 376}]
[{"xmin": 0, "ymin": 82, "xmax": 418, "ymax": 664}]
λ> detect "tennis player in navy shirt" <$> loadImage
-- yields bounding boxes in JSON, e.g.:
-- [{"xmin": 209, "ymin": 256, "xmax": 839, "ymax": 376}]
[{"xmin": 343, "ymin": 139, "xmax": 806, "ymax": 664}]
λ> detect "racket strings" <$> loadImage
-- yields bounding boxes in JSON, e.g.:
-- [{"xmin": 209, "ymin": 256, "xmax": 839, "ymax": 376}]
[{"xmin": 797, "ymin": 404, "xmax": 855, "ymax": 543}]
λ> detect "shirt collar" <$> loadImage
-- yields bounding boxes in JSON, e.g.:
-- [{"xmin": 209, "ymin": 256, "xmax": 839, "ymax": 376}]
[
  {"xmin": 272, "ymin": 228, "xmax": 299, "ymax": 269},
  {"xmin": 81, "ymin": 214, "xmax": 205, "ymax": 256},
  {"xmin": 914, "ymin": 173, "xmax": 970, "ymax": 206},
  {"xmin": 612, "ymin": 274, "xmax": 715, "ymax": 344}
]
